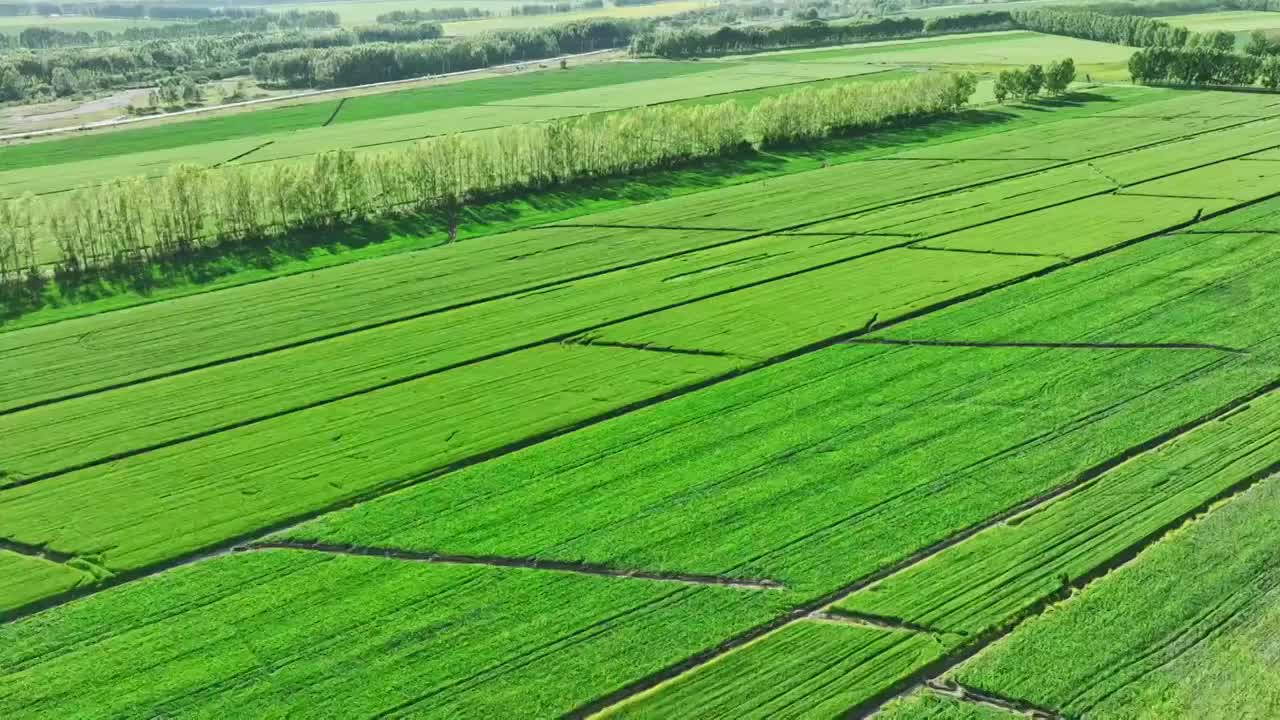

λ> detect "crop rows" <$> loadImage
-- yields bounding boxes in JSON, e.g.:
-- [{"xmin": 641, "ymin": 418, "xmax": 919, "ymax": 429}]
[{"xmin": 4, "ymin": 86, "xmax": 1280, "ymax": 717}]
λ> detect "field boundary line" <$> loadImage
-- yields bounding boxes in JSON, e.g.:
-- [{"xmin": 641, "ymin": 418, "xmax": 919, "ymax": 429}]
[
  {"xmin": 212, "ymin": 140, "xmax": 274, "ymax": 168},
  {"xmin": 845, "ymin": 338, "xmax": 1248, "ymax": 354},
  {"xmin": 537, "ymin": 224, "xmax": 758, "ymax": 232},
  {"xmin": 908, "ymin": 245, "xmax": 1069, "ymax": 260},
  {"xmin": 924, "ymin": 678, "xmax": 1065, "ymax": 720},
  {"xmin": 808, "ymin": 610, "xmax": 954, "ymax": 637},
  {"xmin": 1115, "ymin": 191, "xmax": 1232, "ymax": 201},
  {"xmin": 563, "ymin": 337, "xmax": 743, "ymax": 359},
  {"xmin": 321, "ymin": 97, "xmax": 347, "ymax": 128},
  {"xmin": 240, "ymin": 541, "xmax": 784, "ymax": 590}
]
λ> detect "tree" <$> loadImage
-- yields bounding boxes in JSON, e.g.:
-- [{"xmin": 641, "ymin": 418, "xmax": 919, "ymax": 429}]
[
  {"xmin": 993, "ymin": 70, "xmax": 1011, "ymax": 103},
  {"xmin": 1044, "ymin": 57, "xmax": 1075, "ymax": 94},
  {"xmin": 1246, "ymin": 30, "xmax": 1276, "ymax": 57},
  {"xmin": 1023, "ymin": 63, "xmax": 1045, "ymax": 98}
]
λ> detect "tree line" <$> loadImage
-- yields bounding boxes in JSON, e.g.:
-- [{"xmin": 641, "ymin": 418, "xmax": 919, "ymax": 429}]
[
  {"xmin": 631, "ymin": 12, "xmax": 1013, "ymax": 58},
  {"xmin": 0, "ymin": 72, "xmax": 977, "ymax": 293},
  {"xmin": 1129, "ymin": 45, "xmax": 1280, "ymax": 86},
  {"xmin": 512, "ymin": 1, "xmax": 605, "ymax": 17},
  {"xmin": 1009, "ymin": 8, "xmax": 1238, "ymax": 50},
  {"xmin": 0, "ymin": 20, "xmax": 450, "ymax": 101},
  {"xmin": 250, "ymin": 19, "xmax": 644, "ymax": 88},
  {"xmin": 376, "ymin": 8, "xmax": 492, "ymax": 24},
  {"xmin": 0, "ymin": 10, "xmax": 339, "ymax": 50}
]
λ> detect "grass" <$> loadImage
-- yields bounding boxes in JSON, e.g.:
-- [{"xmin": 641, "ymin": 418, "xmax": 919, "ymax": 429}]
[{"xmin": 949, "ymin": 471, "xmax": 1280, "ymax": 718}]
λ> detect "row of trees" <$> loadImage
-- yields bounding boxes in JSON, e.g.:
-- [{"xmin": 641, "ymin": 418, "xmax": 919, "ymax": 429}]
[
  {"xmin": 1009, "ymin": 8, "xmax": 1237, "ymax": 50},
  {"xmin": 0, "ymin": 72, "xmax": 978, "ymax": 279},
  {"xmin": 376, "ymin": 8, "xmax": 492, "ymax": 24},
  {"xmin": 512, "ymin": 1, "xmax": 605, "ymax": 16},
  {"xmin": 630, "ymin": 12, "xmax": 1013, "ymax": 58},
  {"xmin": 1129, "ymin": 45, "xmax": 1280, "ymax": 86},
  {"xmin": 993, "ymin": 58, "xmax": 1075, "ymax": 102},
  {"xmin": 0, "ymin": 19, "xmax": 460, "ymax": 101},
  {"xmin": 251, "ymin": 19, "xmax": 644, "ymax": 88}
]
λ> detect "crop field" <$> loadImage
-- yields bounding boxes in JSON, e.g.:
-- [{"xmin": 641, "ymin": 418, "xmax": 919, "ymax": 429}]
[{"xmin": 3, "ymin": 79, "xmax": 1280, "ymax": 719}]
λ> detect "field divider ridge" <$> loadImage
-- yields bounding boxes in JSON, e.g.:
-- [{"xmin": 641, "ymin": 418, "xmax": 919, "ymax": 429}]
[
  {"xmin": 907, "ymin": 246, "xmax": 1069, "ymax": 260},
  {"xmin": 924, "ymin": 678, "xmax": 1065, "ymax": 720},
  {"xmin": 562, "ymin": 337, "xmax": 744, "ymax": 359},
  {"xmin": 239, "ymin": 540, "xmax": 785, "ymax": 590},
  {"xmin": 844, "ymin": 338, "xmax": 1248, "ymax": 354},
  {"xmin": 808, "ymin": 610, "xmax": 955, "ymax": 637}
]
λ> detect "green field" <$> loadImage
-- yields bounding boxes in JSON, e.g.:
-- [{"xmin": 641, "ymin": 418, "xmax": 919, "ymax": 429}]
[{"xmin": 3, "ymin": 24, "xmax": 1280, "ymax": 717}]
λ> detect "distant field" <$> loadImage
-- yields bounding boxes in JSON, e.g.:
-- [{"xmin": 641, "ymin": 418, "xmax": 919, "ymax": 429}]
[
  {"xmin": 754, "ymin": 30, "xmax": 1134, "ymax": 67},
  {"xmin": 1160, "ymin": 9, "xmax": 1280, "ymax": 32}
]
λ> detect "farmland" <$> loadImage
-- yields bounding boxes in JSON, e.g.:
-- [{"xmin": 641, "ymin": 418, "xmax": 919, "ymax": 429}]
[{"xmin": 4, "ymin": 7, "xmax": 1280, "ymax": 716}]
